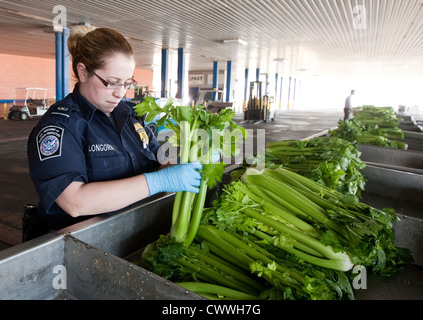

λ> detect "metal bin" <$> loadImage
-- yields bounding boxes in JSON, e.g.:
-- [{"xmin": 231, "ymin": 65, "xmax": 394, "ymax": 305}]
[
  {"xmin": 358, "ymin": 143, "xmax": 423, "ymax": 174},
  {"xmin": 0, "ymin": 195, "xmax": 201, "ymax": 300}
]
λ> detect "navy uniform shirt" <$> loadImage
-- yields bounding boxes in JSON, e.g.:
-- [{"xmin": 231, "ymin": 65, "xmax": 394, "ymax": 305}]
[{"xmin": 27, "ymin": 85, "xmax": 161, "ymax": 230}]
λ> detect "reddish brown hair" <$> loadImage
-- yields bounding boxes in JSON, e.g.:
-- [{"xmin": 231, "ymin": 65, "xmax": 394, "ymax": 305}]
[{"xmin": 67, "ymin": 26, "xmax": 133, "ymax": 80}]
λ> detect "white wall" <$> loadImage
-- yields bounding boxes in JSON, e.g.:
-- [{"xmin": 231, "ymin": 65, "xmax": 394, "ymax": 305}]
[{"xmin": 298, "ymin": 75, "xmax": 423, "ymax": 114}]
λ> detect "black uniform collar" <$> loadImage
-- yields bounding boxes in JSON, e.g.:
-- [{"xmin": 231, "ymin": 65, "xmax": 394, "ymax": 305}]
[{"xmin": 71, "ymin": 83, "xmax": 132, "ymax": 126}]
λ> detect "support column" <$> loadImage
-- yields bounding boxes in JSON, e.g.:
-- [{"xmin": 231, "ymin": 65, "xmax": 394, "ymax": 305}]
[
  {"xmin": 55, "ymin": 31, "xmax": 63, "ymax": 101},
  {"xmin": 177, "ymin": 48, "xmax": 185, "ymax": 100},
  {"xmin": 297, "ymin": 80, "xmax": 301, "ymax": 107},
  {"xmin": 287, "ymin": 76, "xmax": 292, "ymax": 109},
  {"xmin": 244, "ymin": 68, "xmax": 249, "ymax": 101},
  {"xmin": 55, "ymin": 28, "xmax": 70, "ymax": 100},
  {"xmin": 225, "ymin": 60, "xmax": 232, "ymax": 102},
  {"xmin": 275, "ymin": 73, "xmax": 278, "ymax": 100},
  {"xmin": 255, "ymin": 68, "xmax": 260, "ymax": 98},
  {"xmin": 279, "ymin": 77, "xmax": 283, "ymax": 109},
  {"xmin": 212, "ymin": 61, "xmax": 219, "ymax": 101},
  {"xmin": 161, "ymin": 48, "xmax": 169, "ymax": 98},
  {"xmin": 265, "ymin": 74, "xmax": 269, "ymax": 95},
  {"xmin": 62, "ymin": 27, "xmax": 70, "ymax": 97},
  {"xmin": 243, "ymin": 68, "xmax": 249, "ymax": 112},
  {"xmin": 292, "ymin": 78, "xmax": 297, "ymax": 109}
]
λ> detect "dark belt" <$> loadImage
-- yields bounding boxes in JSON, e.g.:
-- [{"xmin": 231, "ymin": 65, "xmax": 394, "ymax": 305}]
[{"xmin": 22, "ymin": 204, "xmax": 49, "ymax": 242}]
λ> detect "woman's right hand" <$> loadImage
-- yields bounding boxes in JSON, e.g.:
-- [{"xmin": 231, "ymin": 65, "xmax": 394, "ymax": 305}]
[{"xmin": 144, "ymin": 162, "xmax": 202, "ymax": 196}]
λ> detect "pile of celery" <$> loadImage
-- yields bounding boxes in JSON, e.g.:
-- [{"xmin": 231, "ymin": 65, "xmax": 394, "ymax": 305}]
[
  {"xmin": 261, "ymin": 136, "xmax": 367, "ymax": 197},
  {"xmin": 135, "ymin": 99, "xmax": 411, "ymax": 300},
  {"xmin": 142, "ymin": 166, "xmax": 411, "ymax": 300},
  {"xmin": 330, "ymin": 105, "xmax": 407, "ymax": 149}
]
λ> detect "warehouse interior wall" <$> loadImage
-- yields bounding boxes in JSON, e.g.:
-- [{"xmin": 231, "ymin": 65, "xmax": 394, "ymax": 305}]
[
  {"xmin": 0, "ymin": 53, "xmax": 57, "ymax": 100},
  {"xmin": 0, "ymin": 53, "xmax": 154, "ymax": 118}
]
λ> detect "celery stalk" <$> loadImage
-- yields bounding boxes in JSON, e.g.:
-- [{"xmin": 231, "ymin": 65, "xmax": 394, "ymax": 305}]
[
  {"xmin": 184, "ymin": 246, "xmax": 266, "ymax": 292},
  {"xmin": 197, "ymin": 225, "xmax": 306, "ymax": 285},
  {"xmin": 176, "ymin": 258, "xmax": 257, "ymax": 295},
  {"xmin": 176, "ymin": 282, "xmax": 259, "ymax": 300},
  {"xmin": 243, "ymin": 170, "xmax": 349, "ymax": 238},
  {"xmin": 242, "ymin": 207, "xmax": 351, "ymax": 264},
  {"xmin": 236, "ymin": 183, "xmax": 320, "ymax": 238},
  {"xmin": 170, "ymin": 120, "xmax": 192, "ymax": 242},
  {"xmin": 183, "ymin": 178, "xmax": 208, "ymax": 246}
]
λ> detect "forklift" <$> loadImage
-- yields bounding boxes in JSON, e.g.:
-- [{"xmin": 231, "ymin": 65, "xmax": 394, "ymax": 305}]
[
  {"xmin": 243, "ymin": 81, "xmax": 275, "ymax": 123},
  {"xmin": 195, "ymin": 90, "xmax": 233, "ymax": 113}
]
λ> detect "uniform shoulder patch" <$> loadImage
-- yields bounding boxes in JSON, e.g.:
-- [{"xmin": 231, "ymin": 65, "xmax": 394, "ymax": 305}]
[
  {"xmin": 57, "ymin": 106, "xmax": 69, "ymax": 112},
  {"xmin": 36, "ymin": 125, "xmax": 64, "ymax": 161},
  {"xmin": 50, "ymin": 104, "xmax": 75, "ymax": 117}
]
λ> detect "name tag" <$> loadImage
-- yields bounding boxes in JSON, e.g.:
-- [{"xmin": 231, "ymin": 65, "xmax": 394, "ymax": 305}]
[{"xmin": 88, "ymin": 144, "xmax": 116, "ymax": 152}]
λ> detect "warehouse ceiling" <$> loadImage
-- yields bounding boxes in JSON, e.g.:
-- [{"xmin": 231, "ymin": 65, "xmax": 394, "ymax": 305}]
[{"xmin": 0, "ymin": 0, "xmax": 423, "ymax": 80}]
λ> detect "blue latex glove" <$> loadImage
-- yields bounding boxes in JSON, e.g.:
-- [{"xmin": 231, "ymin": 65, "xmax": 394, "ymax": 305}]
[{"xmin": 144, "ymin": 161, "xmax": 202, "ymax": 196}]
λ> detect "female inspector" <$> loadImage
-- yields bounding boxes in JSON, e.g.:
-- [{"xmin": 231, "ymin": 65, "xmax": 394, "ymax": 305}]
[{"xmin": 27, "ymin": 26, "xmax": 201, "ymax": 230}]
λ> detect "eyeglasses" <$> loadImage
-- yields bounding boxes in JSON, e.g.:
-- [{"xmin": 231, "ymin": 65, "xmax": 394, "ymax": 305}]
[{"xmin": 93, "ymin": 72, "xmax": 138, "ymax": 90}]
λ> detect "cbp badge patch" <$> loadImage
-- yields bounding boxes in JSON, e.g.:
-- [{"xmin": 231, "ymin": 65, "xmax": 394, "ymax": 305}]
[{"xmin": 36, "ymin": 125, "xmax": 64, "ymax": 161}]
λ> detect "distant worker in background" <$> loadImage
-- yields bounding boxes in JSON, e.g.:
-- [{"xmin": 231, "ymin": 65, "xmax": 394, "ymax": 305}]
[{"xmin": 343, "ymin": 90, "xmax": 355, "ymax": 121}]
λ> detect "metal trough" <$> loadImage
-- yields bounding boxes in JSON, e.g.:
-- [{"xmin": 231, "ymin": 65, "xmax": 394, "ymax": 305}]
[
  {"xmin": 404, "ymin": 130, "xmax": 423, "ymax": 142},
  {"xmin": 398, "ymin": 122, "xmax": 422, "ymax": 132},
  {"xmin": 360, "ymin": 165, "xmax": 423, "ymax": 266},
  {"xmin": 351, "ymin": 164, "xmax": 423, "ymax": 299},
  {"xmin": 63, "ymin": 193, "xmax": 176, "ymax": 258},
  {"xmin": 398, "ymin": 115, "xmax": 423, "ymax": 132},
  {"xmin": 395, "ymin": 130, "xmax": 423, "ymax": 151},
  {"xmin": 65, "ymin": 164, "xmax": 423, "ymax": 300},
  {"xmin": 358, "ymin": 143, "xmax": 423, "ymax": 174},
  {"xmin": 0, "ymin": 195, "xmax": 201, "ymax": 300},
  {"xmin": 1, "ymin": 162, "xmax": 421, "ymax": 300},
  {"xmin": 395, "ymin": 138, "xmax": 423, "ymax": 152}
]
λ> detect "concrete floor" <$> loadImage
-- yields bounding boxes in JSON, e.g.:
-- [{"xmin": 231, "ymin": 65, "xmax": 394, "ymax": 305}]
[
  {"xmin": 0, "ymin": 117, "xmax": 40, "ymax": 250},
  {"xmin": 0, "ymin": 107, "xmax": 344, "ymax": 251}
]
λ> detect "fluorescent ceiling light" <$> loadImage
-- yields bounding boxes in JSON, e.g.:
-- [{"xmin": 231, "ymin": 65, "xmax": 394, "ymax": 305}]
[{"xmin": 223, "ymin": 38, "xmax": 248, "ymax": 46}]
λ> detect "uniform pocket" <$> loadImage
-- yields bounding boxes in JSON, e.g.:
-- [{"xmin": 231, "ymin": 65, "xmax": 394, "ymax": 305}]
[{"xmin": 86, "ymin": 150, "xmax": 130, "ymax": 181}]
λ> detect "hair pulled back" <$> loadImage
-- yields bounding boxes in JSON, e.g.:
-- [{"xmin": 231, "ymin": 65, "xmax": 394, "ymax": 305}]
[{"xmin": 67, "ymin": 26, "xmax": 133, "ymax": 80}]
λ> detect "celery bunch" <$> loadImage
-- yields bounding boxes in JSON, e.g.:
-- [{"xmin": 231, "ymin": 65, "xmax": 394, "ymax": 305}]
[
  {"xmin": 212, "ymin": 167, "xmax": 411, "ymax": 275},
  {"xmin": 330, "ymin": 106, "xmax": 407, "ymax": 149},
  {"xmin": 140, "ymin": 167, "xmax": 411, "ymax": 300},
  {"xmin": 263, "ymin": 137, "xmax": 367, "ymax": 197},
  {"xmin": 134, "ymin": 97, "xmax": 245, "ymax": 246},
  {"xmin": 136, "ymin": 101, "xmax": 412, "ymax": 300}
]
